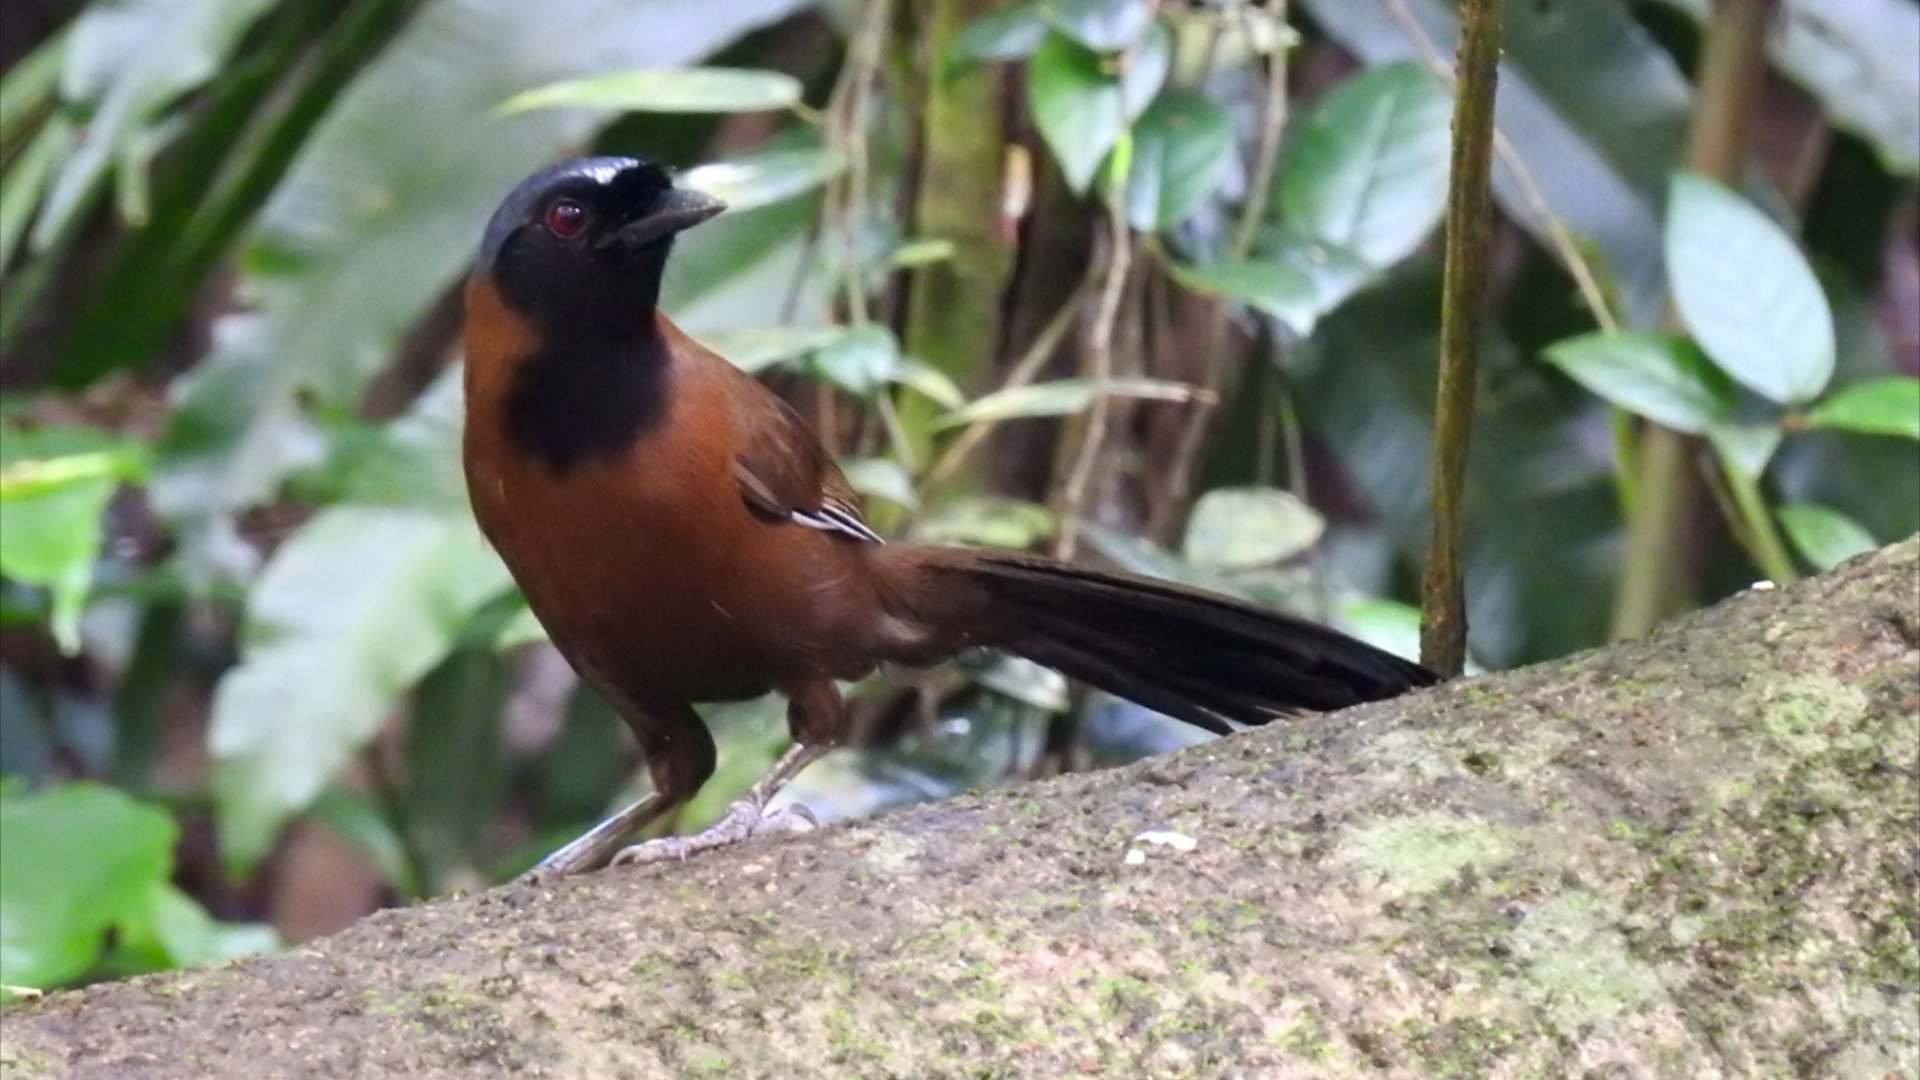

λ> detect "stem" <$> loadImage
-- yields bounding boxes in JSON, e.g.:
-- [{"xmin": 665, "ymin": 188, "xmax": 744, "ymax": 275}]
[
  {"xmin": 1153, "ymin": 0, "xmax": 1291, "ymax": 538},
  {"xmin": 922, "ymin": 274, "xmax": 1094, "ymax": 491},
  {"xmin": 1722, "ymin": 458, "xmax": 1799, "ymax": 585},
  {"xmin": 1419, "ymin": 0, "xmax": 1499, "ymax": 678},
  {"xmin": 1612, "ymin": 0, "xmax": 1776, "ymax": 640},
  {"xmin": 1053, "ymin": 200, "xmax": 1133, "ymax": 559}
]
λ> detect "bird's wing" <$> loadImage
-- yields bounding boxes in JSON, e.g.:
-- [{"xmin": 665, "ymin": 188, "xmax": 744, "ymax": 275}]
[{"xmin": 730, "ymin": 393, "xmax": 881, "ymax": 545}]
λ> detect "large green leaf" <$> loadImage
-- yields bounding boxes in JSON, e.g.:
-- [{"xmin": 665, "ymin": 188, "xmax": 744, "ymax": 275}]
[
  {"xmin": 948, "ymin": 2, "xmax": 1050, "ymax": 68},
  {"xmin": 1774, "ymin": 0, "xmax": 1919, "ymax": 176},
  {"xmin": 1806, "ymin": 376, "xmax": 1920, "ymax": 440},
  {"xmin": 1171, "ymin": 239, "xmax": 1375, "ymax": 336},
  {"xmin": 1028, "ymin": 30, "xmax": 1124, "ymax": 193},
  {"xmin": 210, "ymin": 506, "xmax": 512, "ymax": 868},
  {"xmin": 1302, "ymin": 0, "xmax": 1692, "ymax": 325},
  {"xmin": 1776, "ymin": 502, "xmax": 1878, "ymax": 571},
  {"xmin": 0, "ymin": 783, "xmax": 173, "ymax": 989},
  {"xmin": 0, "ymin": 427, "xmax": 149, "ymax": 651},
  {"xmin": 936, "ymin": 377, "xmax": 1199, "ymax": 428},
  {"xmin": 680, "ymin": 145, "xmax": 844, "ymax": 213},
  {"xmin": 1542, "ymin": 330, "xmax": 1737, "ymax": 434},
  {"xmin": 1125, "ymin": 89, "xmax": 1232, "ymax": 231},
  {"xmin": 1666, "ymin": 172, "xmax": 1835, "ymax": 404},
  {"xmin": 1651, "ymin": 0, "xmax": 1918, "ymax": 177},
  {"xmin": 500, "ymin": 67, "xmax": 803, "ymax": 115},
  {"xmin": 32, "ymin": 0, "xmax": 279, "ymax": 246},
  {"xmin": 1040, "ymin": 0, "xmax": 1153, "ymax": 52},
  {"xmin": 1182, "ymin": 487, "xmax": 1325, "ymax": 570},
  {"xmin": 1278, "ymin": 61, "xmax": 1452, "ymax": 269},
  {"xmin": 152, "ymin": 0, "xmax": 810, "ymax": 553}
]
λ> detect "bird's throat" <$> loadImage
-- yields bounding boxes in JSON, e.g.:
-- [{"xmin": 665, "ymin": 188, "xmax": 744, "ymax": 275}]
[{"xmin": 503, "ymin": 321, "xmax": 671, "ymax": 474}]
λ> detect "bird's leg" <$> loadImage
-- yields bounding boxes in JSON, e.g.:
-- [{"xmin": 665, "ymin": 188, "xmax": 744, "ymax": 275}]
[
  {"xmin": 611, "ymin": 740, "xmax": 833, "ymax": 866},
  {"xmin": 522, "ymin": 702, "xmax": 716, "ymax": 881},
  {"xmin": 522, "ymin": 792, "xmax": 673, "ymax": 881},
  {"xmin": 614, "ymin": 679, "xmax": 845, "ymax": 867}
]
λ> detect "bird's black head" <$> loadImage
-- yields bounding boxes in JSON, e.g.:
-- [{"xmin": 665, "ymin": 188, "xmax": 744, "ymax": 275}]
[{"xmin": 476, "ymin": 156, "xmax": 725, "ymax": 336}]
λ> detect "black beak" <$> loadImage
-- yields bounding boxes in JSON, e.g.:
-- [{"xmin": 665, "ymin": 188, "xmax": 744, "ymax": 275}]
[{"xmin": 597, "ymin": 188, "xmax": 726, "ymax": 253}]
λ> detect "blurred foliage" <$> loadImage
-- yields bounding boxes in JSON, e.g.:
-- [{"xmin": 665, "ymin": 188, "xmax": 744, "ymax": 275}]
[{"xmin": 1, "ymin": 0, "xmax": 1915, "ymax": 995}]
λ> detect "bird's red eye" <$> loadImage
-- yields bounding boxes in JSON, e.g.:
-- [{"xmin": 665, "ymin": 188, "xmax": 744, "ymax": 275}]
[{"xmin": 546, "ymin": 199, "xmax": 589, "ymax": 238}]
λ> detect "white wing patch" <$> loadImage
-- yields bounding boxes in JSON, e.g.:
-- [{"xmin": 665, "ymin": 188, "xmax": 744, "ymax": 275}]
[{"xmin": 791, "ymin": 504, "xmax": 883, "ymax": 544}]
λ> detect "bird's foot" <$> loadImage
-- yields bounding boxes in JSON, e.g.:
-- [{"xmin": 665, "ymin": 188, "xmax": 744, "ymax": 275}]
[{"xmin": 612, "ymin": 799, "xmax": 817, "ymax": 868}]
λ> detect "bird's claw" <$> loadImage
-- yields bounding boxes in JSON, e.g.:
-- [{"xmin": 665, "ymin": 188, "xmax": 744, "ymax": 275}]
[{"xmin": 612, "ymin": 799, "xmax": 817, "ymax": 868}]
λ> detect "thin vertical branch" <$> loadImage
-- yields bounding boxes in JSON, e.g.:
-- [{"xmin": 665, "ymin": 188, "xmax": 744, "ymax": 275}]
[
  {"xmin": 1054, "ymin": 201, "xmax": 1134, "ymax": 560},
  {"xmin": 1613, "ymin": 0, "xmax": 1777, "ymax": 640},
  {"xmin": 1419, "ymin": 0, "xmax": 1500, "ymax": 677},
  {"xmin": 1154, "ymin": 0, "xmax": 1291, "ymax": 537}
]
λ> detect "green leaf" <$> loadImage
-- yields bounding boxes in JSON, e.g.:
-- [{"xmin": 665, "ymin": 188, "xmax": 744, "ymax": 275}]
[
  {"xmin": 1542, "ymin": 330, "xmax": 1737, "ymax": 435},
  {"xmin": 151, "ymin": 0, "xmax": 811, "ymax": 563},
  {"xmin": 0, "ymin": 117, "xmax": 72, "ymax": 272},
  {"xmin": 805, "ymin": 323, "xmax": 900, "ymax": 399},
  {"xmin": 1303, "ymin": 0, "xmax": 1689, "ymax": 324},
  {"xmin": 936, "ymin": 377, "xmax": 1199, "ymax": 429},
  {"xmin": 1028, "ymin": 31, "xmax": 1124, "ymax": 193},
  {"xmin": 1337, "ymin": 598, "xmax": 1425, "ymax": 666},
  {"xmin": 840, "ymin": 457, "xmax": 917, "ymax": 511},
  {"xmin": 1171, "ymin": 242, "xmax": 1377, "ymax": 337},
  {"xmin": 891, "ymin": 357, "xmax": 968, "ymax": 410},
  {"xmin": 913, "ymin": 497, "xmax": 1056, "ymax": 548},
  {"xmin": 1666, "ymin": 172, "xmax": 1835, "ymax": 404},
  {"xmin": 1182, "ymin": 487, "xmax": 1324, "ymax": 570},
  {"xmin": 1118, "ymin": 21, "xmax": 1171, "ymax": 121},
  {"xmin": 33, "ymin": 0, "xmax": 279, "ymax": 247},
  {"xmin": 885, "ymin": 238, "xmax": 958, "ymax": 268},
  {"xmin": 1041, "ymin": 0, "xmax": 1152, "ymax": 51},
  {"xmin": 680, "ymin": 146, "xmax": 845, "ymax": 213},
  {"xmin": 1278, "ymin": 61, "xmax": 1452, "ymax": 268},
  {"xmin": 0, "ymin": 429, "xmax": 148, "ymax": 651},
  {"xmin": 492, "ymin": 603, "xmax": 549, "ymax": 651},
  {"xmin": 1706, "ymin": 423, "xmax": 1785, "ymax": 480},
  {"xmin": 209, "ymin": 508, "xmax": 514, "ymax": 869},
  {"xmin": 1776, "ymin": 502, "xmax": 1878, "ymax": 571},
  {"xmin": 1806, "ymin": 377, "xmax": 1920, "ymax": 440},
  {"xmin": 698, "ymin": 325, "xmax": 849, "ymax": 373},
  {"xmin": 500, "ymin": 67, "xmax": 803, "ymax": 115},
  {"xmin": 950, "ymin": 3, "xmax": 1050, "ymax": 68},
  {"xmin": 0, "ymin": 783, "xmax": 175, "ymax": 989},
  {"xmin": 1772, "ymin": 0, "xmax": 1919, "ymax": 177},
  {"xmin": 1125, "ymin": 90, "xmax": 1231, "ymax": 231}
]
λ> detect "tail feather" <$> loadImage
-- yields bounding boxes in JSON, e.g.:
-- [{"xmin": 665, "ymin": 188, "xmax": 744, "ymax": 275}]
[{"xmin": 943, "ymin": 552, "xmax": 1436, "ymax": 732}]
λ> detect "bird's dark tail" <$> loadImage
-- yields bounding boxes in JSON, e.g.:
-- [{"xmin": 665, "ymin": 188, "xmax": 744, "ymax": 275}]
[{"xmin": 905, "ymin": 551, "xmax": 1437, "ymax": 734}]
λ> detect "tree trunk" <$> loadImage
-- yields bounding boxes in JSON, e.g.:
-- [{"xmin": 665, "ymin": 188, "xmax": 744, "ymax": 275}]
[{"xmin": 6, "ymin": 540, "xmax": 1917, "ymax": 1080}]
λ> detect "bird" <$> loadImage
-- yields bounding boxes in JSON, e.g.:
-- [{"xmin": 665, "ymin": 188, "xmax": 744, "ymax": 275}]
[{"xmin": 462, "ymin": 156, "xmax": 1438, "ymax": 879}]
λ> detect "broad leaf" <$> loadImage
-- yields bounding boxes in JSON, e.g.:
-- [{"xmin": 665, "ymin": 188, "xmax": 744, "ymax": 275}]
[
  {"xmin": 34, "ymin": 0, "xmax": 278, "ymax": 245},
  {"xmin": 0, "ymin": 427, "xmax": 148, "ymax": 650},
  {"xmin": 1041, "ymin": 0, "xmax": 1152, "ymax": 51},
  {"xmin": 501, "ymin": 67, "xmax": 803, "ymax": 115},
  {"xmin": 805, "ymin": 323, "xmax": 900, "ymax": 399},
  {"xmin": 1302, "ymin": 0, "xmax": 1691, "ymax": 325},
  {"xmin": 840, "ymin": 457, "xmax": 918, "ymax": 510},
  {"xmin": 152, "ymin": 0, "xmax": 810, "ymax": 566},
  {"xmin": 1542, "ymin": 330, "xmax": 1737, "ymax": 434},
  {"xmin": 1183, "ymin": 487, "xmax": 1324, "ymax": 570},
  {"xmin": 948, "ymin": 3, "xmax": 1049, "ymax": 68},
  {"xmin": 681, "ymin": 146, "xmax": 845, "ymax": 213},
  {"xmin": 1666, "ymin": 172, "xmax": 1834, "ymax": 404},
  {"xmin": 1806, "ymin": 376, "xmax": 1920, "ymax": 440},
  {"xmin": 1126, "ymin": 90, "xmax": 1232, "ymax": 231},
  {"xmin": 1174, "ymin": 237, "xmax": 1378, "ymax": 337},
  {"xmin": 699, "ymin": 325, "xmax": 848, "ymax": 373},
  {"xmin": 1028, "ymin": 31, "xmax": 1124, "ymax": 193},
  {"xmin": 1776, "ymin": 502, "xmax": 1878, "ymax": 571},
  {"xmin": 0, "ymin": 783, "xmax": 173, "ymax": 989},
  {"xmin": 937, "ymin": 377, "xmax": 1199, "ymax": 428},
  {"xmin": 1278, "ymin": 61, "xmax": 1452, "ymax": 268},
  {"xmin": 210, "ymin": 508, "xmax": 513, "ymax": 868},
  {"xmin": 1118, "ymin": 21, "xmax": 1172, "ymax": 122},
  {"xmin": 913, "ymin": 497, "xmax": 1056, "ymax": 548}
]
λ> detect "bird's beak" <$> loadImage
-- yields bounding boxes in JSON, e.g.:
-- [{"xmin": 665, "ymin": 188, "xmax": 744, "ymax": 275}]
[{"xmin": 598, "ymin": 189, "xmax": 727, "ymax": 253}]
